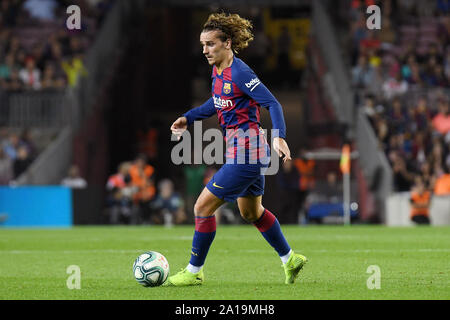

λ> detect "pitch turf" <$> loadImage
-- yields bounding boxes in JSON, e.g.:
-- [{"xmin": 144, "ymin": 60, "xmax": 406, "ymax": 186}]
[{"xmin": 0, "ymin": 225, "xmax": 449, "ymax": 300}]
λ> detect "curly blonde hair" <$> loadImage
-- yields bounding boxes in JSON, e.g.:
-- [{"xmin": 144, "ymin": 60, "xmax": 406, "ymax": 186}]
[{"xmin": 203, "ymin": 13, "xmax": 254, "ymax": 54}]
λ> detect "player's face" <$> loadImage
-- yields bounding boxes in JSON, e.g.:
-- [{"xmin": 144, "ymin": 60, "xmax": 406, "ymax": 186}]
[{"xmin": 200, "ymin": 30, "xmax": 230, "ymax": 66}]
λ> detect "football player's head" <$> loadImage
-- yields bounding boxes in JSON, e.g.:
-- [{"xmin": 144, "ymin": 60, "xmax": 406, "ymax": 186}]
[{"xmin": 200, "ymin": 13, "xmax": 253, "ymax": 66}]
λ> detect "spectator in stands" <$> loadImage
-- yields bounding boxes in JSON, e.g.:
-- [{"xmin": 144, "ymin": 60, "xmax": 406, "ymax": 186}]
[
  {"xmin": 413, "ymin": 97, "xmax": 432, "ymax": 132},
  {"xmin": 351, "ymin": 55, "xmax": 374, "ymax": 89},
  {"xmin": 41, "ymin": 63, "xmax": 65, "ymax": 90},
  {"xmin": 106, "ymin": 162, "xmax": 133, "ymax": 191},
  {"xmin": 422, "ymin": 56, "xmax": 443, "ymax": 87},
  {"xmin": 2, "ymin": 133, "xmax": 20, "ymax": 160},
  {"xmin": 12, "ymin": 145, "xmax": 32, "ymax": 178},
  {"xmin": 410, "ymin": 175, "xmax": 431, "ymax": 225},
  {"xmin": 151, "ymin": 178, "xmax": 186, "ymax": 226},
  {"xmin": 0, "ymin": 53, "xmax": 16, "ymax": 80},
  {"xmin": 432, "ymin": 99, "xmax": 450, "ymax": 135},
  {"xmin": 412, "ymin": 131, "xmax": 428, "ymax": 167},
  {"xmin": 428, "ymin": 138, "xmax": 446, "ymax": 170},
  {"xmin": 62, "ymin": 54, "xmax": 87, "ymax": 87},
  {"xmin": 382, "ymin": 71, "xmax": 408, "ymax": 100},
  {"xmin": 19, "ymin": 57, "xmax": 41, "ymax": 90},
  {"xmin": 408, "ymin": 61, "xmax": 424, "ymax": 86},
  {"xmin": 61, "ymin": 165, "xmax": 87, "ymax": 189},
  {"xmin": 312, "ymin": 171, "xmax": 343, "ymax": 203},
  {"xmin": 129, "ymin": 154, "xmax": 156, "ymax": 224},
  {"xmin": 2, "ymin": 67, "xmax": 23, "ymax": 91},
  {"xmin": 387, "ymin": 97, "xmax": 407, "ymax": 133},
  {"xmin": 361, "ymin": 94, "xmax": 384, "ymax": 126},
  {"xmin": 0, "ymin": 147, "xmax": 13, "ymax": 185},
  {"xmin": 390, "ymin": 150, "xmax": 415, "ymax": 192},
  {"xmin": 30, "ymin": 42, "xmax": 46, "ymax": 70},
  {"xmin": 19, "ymin": 128, "xmax": 36, "ymax": 158},
  {"xmin": 374, "ymin": 116, "xmax": 390, "ymax": 149},
  {"xmin": 46, "ymin": 40, "xmax": 64, "ymax": 64},
  {"xmin": 106, "ymin": 162, "xmax": 136, "ymax": 225},
  {"xmin": 401, "ymin": 54, "xmax": 418, "ymax": 83},
  {"xmin": 419, "ymin": 161, "xmax": 433, "ymax": 190}
]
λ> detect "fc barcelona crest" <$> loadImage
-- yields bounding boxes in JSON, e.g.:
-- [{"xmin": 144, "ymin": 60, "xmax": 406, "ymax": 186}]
[{"xmin": 223, "ymin": 83, "xmax": 231, "ymax": 94}]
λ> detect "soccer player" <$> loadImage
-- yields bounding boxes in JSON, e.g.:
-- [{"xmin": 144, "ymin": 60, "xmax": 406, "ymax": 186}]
[{"xmin": 167, "ymin": 13, "xmax": 307, "ymax": 286}]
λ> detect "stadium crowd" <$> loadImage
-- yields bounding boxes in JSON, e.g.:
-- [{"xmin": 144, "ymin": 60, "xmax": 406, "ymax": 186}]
[
  {"xmin": 0, "ymin": 0, "xmax": 114, "ymax": 92},
  {"xmin": 346, "ymin": 0, "xmax": 450, "ymax": 222},
  {"xmin": 0, "ymin": 0, "xmax": 114, "ymax": 184}
]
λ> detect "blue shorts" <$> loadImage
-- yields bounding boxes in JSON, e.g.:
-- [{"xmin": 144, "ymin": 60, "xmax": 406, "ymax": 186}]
[{"xmin": 205, "ymin": 163, "xmax": 269, "ymax": 202}]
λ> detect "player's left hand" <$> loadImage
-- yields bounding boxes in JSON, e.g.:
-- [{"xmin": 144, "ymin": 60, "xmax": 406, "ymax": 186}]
[{"xmin": 273, "ymin": 137, "xmax": 292, "ymax": 163}]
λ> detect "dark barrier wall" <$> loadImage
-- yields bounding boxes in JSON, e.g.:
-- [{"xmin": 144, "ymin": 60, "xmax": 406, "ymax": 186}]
[
  {"xmin": 0, "ymin": 186, "xmax": 72, "ymax": 227},
  {"xmin": 72, "ymin": 186, "xmax": 105, "ymax": 225}
]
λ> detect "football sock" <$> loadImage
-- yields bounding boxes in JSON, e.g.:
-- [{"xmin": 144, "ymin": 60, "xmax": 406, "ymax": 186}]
[
  {"xmin": 186, "ymin": 263, "xmax": 202, "ymax": 274},
  {"xmin": 253, "ymin": 209, "xmax": 291, "ymax": 260},
  {"xmin": 280, "ymin": 249, "xmax": 293, "ymax": 264},
  {"xmin": 187, "ymin": 215, "xmax": 216, "ymax": 272}
]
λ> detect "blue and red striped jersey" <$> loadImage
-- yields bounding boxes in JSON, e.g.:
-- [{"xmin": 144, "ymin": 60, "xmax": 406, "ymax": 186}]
[{"xmin": 183, "ymin": 56, "xmax": 286, "ymax": 163}]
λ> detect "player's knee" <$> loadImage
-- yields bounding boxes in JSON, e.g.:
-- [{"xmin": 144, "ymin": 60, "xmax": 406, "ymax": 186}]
[
  {"xmin": 240, "ymin": 210, "xmax": 258, "ymax": 222},
  {"xmin": 193, "ymin": 200, "xmax": 210, "ymax": 217}
]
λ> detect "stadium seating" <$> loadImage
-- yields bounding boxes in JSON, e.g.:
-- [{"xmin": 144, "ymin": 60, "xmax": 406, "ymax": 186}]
[{"xmin": 0, "ymin": 0, "xmax": 114, "ymax": 185}]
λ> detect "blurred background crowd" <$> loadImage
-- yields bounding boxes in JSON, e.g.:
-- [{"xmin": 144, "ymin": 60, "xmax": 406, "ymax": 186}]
[
  {"xmin": 343, "ymin": 0, "xmax": 450, "ymax": 223},
  {"xmin": 1, "ymin": 0, "xmax": 449, "ymax": 228},
  {"xmin": 347, "ymin": 0, "xmax": 450, "ymax": 195},
  {"xmin": 0, "ymin": 0, "xmax": 113, "ymax": 183}
]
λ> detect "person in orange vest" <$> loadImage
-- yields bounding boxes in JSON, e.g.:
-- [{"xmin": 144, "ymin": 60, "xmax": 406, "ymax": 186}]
[
  {"xmin": 433, "ymin": 165, "xmax": 450, "ymax": 196},
  {"xmin": 129, "ymin": 154, "xmax": 156, "ymax": 224},
  {"xmin": 410, "ymin": 176, "xmax": 431, "ymax": 225},
  {"xmin": 294, "ymin": 148, "xmax": 316, "ymax": 192},
  {"xmin": 294, "ymin": 148, "xmax": 316, "ymax": 214}
]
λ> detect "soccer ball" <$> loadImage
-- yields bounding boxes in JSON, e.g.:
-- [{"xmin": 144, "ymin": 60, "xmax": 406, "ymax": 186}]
[{"xmin": 133, "ymin": 251, "xmax": 169, "ymax": 287}]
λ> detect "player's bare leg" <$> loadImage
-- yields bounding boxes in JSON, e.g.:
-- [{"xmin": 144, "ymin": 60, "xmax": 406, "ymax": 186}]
[
  {"xmin": 165, "ymin": 188, "xmax": 224, "ymax": 286},
  {"xmin": 194, "ymin": 187, "xmax": 225, "ymax": 217},
  {"xmin": 237, "ymin": 195, "xmax": 307, "ymax": 284}
]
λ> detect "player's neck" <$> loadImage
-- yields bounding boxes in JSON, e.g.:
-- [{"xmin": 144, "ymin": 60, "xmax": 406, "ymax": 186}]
[{"xmin": 216, "ymin": 53, "xmax": 234, "ymax": 74}]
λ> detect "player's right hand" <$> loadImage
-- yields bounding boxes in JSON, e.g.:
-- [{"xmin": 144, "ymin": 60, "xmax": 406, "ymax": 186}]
[{"xmin": 170, "ymin": 117, "xmax": 188, "ymax": 141}]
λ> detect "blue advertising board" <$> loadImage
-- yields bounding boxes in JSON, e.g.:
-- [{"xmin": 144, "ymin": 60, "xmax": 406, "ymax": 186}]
[{"xmin": 0, "ymin": 186, "xmax": 72, "ymax": 227}]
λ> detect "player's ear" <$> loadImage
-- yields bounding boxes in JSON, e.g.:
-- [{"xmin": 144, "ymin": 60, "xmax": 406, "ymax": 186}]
[{"xmin": 225, "ymin": 38, "xmax": 232, "ymax": 50}]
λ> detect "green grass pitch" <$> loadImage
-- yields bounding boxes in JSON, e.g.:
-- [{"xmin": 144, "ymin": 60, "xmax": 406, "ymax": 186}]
[{"xmin": 0, "ymin": 225, "xmax": 449, "ymax": 300}]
